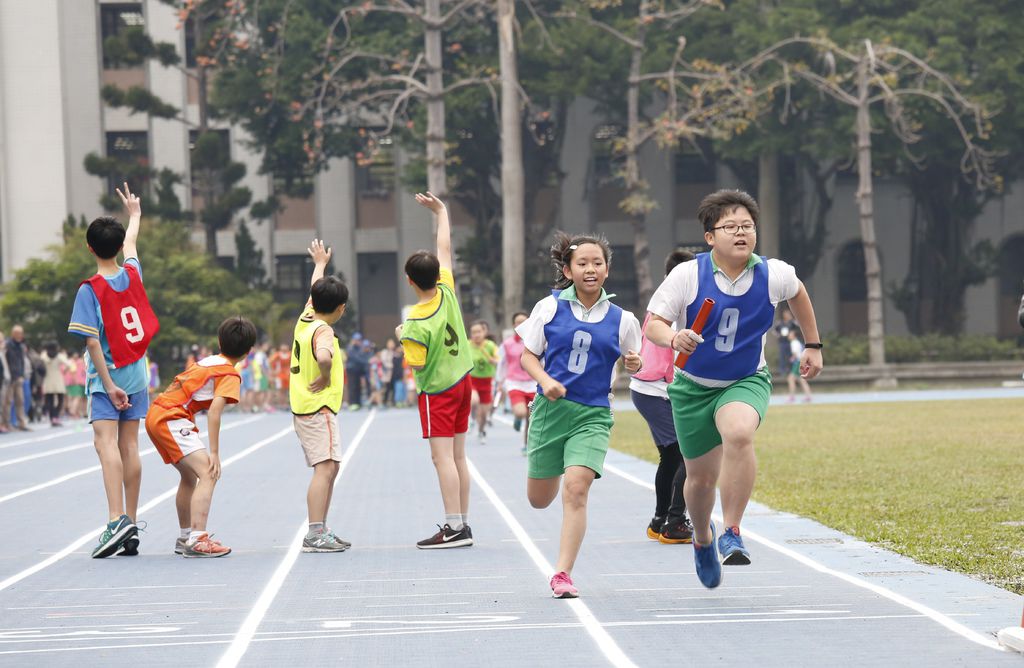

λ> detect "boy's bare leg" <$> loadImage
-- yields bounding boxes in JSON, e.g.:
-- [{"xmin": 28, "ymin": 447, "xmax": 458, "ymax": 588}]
[
  {"xmin": 715, "ymin": 402, "xmax": 760, "ymax": 529},
  {"xmin": 452, "ymin": 432, "xmax": 470, "ymax": 515},
  {"xmin": 683, "ymin": 446, "xmax": 724, "ymax": 546},
  {"xmin": 173, "ymin": 451, "xmax": 216, "ymax": 532},
  {"xmin": 93, "ymin": 420, "xmax": 125, "ymax": 519},
  {"xmin": 117, "ymin": 421, "xmax": 141, "ymax": 520},
  {"xmin": 307, "ymin": 460, "xmax": 339, "ymax": 524},
  {"xmin": 323, "ymin": 461, "xmax": 340, "ymax": 525},
  {"xmin": 554, "ymin": 465, "xmax": 595, "ymax": 574},
  {"xmin": 427, "ymin": 437, "xmax": 462, "ymax": 515},
  {"xmin": 175, "ymin": 469, "xmax": 197, "ymax": 530}
]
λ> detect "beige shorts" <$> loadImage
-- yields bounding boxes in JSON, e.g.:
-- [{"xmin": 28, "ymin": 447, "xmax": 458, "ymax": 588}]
[{"xmin": 293, "ymin": 408, "xmax": 341, "ymax": 467}]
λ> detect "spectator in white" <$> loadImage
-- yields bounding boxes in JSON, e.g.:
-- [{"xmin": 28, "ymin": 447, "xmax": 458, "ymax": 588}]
[
  {"xmin": 1018, "ymin": 289, "xmax": 1024, "ymax": 328},
  {"xmin": 41, "ymin": 342, "xmax": 69, "ymax": 427},
  {"xmin": 2, "ymin": 325, "xmax": 30, "ymax": 431}
]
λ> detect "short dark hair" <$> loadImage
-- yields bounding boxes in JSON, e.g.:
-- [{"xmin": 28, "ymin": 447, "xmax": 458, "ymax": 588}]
[
  {"xmin": 511, "ymin": 311, "xmax": 529, "ymax": 323},
  {"xmin": 470, "ymin": 320, "xmax": 489, "ymax": 331},
  {"xmin": 697, "ymin": 190, "xmax": 759, "ymax": 233},
  {"xmin": 218, "ymin": 317, "xmax": 257, "ymax": 358},
  {"xmin": 311, "ymin": 276, "xmax": 349, "ymax": 314},
  {"xmin": 664, "ymin": 248, "xmax": 695, "ymax": 276},
  {"xmin": 405, "ymin": 250, "xmax": 441, "ymax": 291},
  {"xmin": 86, "ymin": 216, "xmax": 126, "ymax": 259}
]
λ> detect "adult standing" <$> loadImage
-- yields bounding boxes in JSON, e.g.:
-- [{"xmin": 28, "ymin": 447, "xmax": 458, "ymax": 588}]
[
  {"xmin": 345, "ymin": 333, "xmax": 368, "ymax": 410},
  {"xmin": 2, "ymin": 325, "xmax": 30, "ymax": 431},
  {"xmin": 41, "ymin": 342, "xmax": 68, "ymax": 427},
  {"xmin": 380, "ymin": 339, "xmax": 397, "ymax": 407}
]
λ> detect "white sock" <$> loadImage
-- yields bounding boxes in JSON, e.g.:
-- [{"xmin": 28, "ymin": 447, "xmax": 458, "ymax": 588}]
[
  {"xmin": 445, "ymin": 514, "xmax": 462, "ymax": 530},
  {"xmin": 460, "ymin": 514, "xmax": 468, "ymax": 528},
  {"xmin": 180, "ymin": 528, "xmax": 191, "ymax": 539},
  {"xmin": 187, "ymin": 530, "xmax": 206, "ymax": 545}
]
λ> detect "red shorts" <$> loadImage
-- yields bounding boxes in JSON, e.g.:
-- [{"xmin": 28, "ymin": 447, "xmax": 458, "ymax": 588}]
[
  {"xmin": 469, "ymin": 375, "xmax": 494, "ymax": 405},
  {"xmin": 418, "ymin": 375, "xmax": 473, "ymax": 438},
  {"xmin": 508, "ymin": 389, "xmax": 536, "ymax": 407}
]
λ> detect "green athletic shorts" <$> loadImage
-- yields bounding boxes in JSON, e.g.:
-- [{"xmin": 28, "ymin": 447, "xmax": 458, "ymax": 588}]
[
  {"xmin": 527, "ymin": 395, "xmax": 614, "ymax": 479},
  {"xmin": 667, "ymin": 367, "xmax": 772, "ymax": 460}
]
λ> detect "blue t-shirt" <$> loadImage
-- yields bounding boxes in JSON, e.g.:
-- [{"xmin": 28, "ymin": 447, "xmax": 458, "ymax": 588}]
[{"xmin": 67, "ymin": 257, "xmax": 149, "ymax": 396}]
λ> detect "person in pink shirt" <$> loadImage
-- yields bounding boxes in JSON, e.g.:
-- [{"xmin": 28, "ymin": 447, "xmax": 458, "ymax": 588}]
[{"xmin": 497, "ymin": 311, "xmax": 534, "ymax": 453}]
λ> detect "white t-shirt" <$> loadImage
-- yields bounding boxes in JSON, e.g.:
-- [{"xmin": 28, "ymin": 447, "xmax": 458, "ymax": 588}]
[
  {"xmin": 516, "ymin": 293, "xmax": 642, "ymax": 392},
  {"xmin": 646, "ymin": 257, "xmax": 801, "ymax": 387}
]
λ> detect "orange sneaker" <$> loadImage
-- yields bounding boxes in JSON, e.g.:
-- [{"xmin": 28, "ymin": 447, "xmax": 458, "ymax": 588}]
[{"xmin": 182, "ymin": 533, "xmax": 231, "ymax": 558}]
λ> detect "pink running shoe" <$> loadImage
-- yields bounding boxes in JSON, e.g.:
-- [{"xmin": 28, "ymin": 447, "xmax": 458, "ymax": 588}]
[
  {"xmin": 550, "ymin": 571, "xmax": 579, "ymax": 598},
  {"xmin": 182, "ymin": 533, "xmax": 231, "ymax": 558}
]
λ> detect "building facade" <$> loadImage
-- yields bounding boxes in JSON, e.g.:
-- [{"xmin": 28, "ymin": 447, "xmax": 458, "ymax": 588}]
[{"xmin": 1, "ymin": 1, "xmax": 1021, "ymax": 344}]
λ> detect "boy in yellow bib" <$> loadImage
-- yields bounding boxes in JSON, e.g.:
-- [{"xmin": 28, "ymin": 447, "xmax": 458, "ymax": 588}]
[{"xmin": 291, "ymin": 239, "xmax": 351, "ymax": 553}]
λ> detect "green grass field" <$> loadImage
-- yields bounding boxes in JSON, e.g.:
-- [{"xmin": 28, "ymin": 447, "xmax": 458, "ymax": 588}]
[{"xmin": 610, "ymin": 398, "xmax": 1024, "ymax": 594}]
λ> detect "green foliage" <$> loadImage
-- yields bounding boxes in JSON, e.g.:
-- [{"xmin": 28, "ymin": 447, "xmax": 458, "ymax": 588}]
[
  {"xmin": 0, "ymin": 217, "xmax": 278, "ymax": 370},
  {"xmin": 234, "ymin": 221, "xmax": 268, "ymax": 290},
  {"xmin": 101, "ymin": 85, "xmax": 179, "ymax": 119},
  {"xmin": 822, "ymin": 334, "xmax": 1023, "ymax": 365},
  {"xmin": 103, "ymin": 27, "xmax": 180, "ymax": 68}
]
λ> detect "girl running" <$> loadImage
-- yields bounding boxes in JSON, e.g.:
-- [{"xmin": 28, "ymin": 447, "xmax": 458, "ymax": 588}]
[
  {"xmin": 517, "ymin": 232, "xmax": 642, "ymax": 598},
  {"xmin": 497, "ymin": 311, "xmax": 534, "ymax": 453},
  {"xmin": 468, "ymin": 320, "xmax": 499, "ymax": 444}
]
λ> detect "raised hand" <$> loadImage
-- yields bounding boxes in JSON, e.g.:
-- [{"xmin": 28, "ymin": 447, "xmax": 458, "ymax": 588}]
[
  {"xmin": 414, "ymin": 192, "xmax": 445, "ymax": 214},
  {"xmin": 307, "ymin": 238, "xmax": 332, "ymax": 267},
  {"xmin": 116, "ymin": 182, "xmax": 142, "ymax": 218}
]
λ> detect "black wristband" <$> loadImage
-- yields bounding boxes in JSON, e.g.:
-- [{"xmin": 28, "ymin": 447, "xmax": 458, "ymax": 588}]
[{"xmin": 804, "ymin": 342, "xmax": 823, "ymax": 350}]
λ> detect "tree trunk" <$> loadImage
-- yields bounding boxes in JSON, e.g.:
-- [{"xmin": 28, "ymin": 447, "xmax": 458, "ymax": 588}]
[
  {"xmin": 424, "ymin": 0, "xmax": 447, "ymax": 198},
  {"xmin": 855, "ymin": 48, "xmax": 892, "ymax": 384},
  {"xmin": 757, "ymin": 151, "xmax": 780, "ymax": 259},
  {"xmin": 625, "ymin": 9, "xmax": 653, "ymax": 309},
  {"xmin": 498, "ymin": 0, "xmax": 524, "ymax": 323}
]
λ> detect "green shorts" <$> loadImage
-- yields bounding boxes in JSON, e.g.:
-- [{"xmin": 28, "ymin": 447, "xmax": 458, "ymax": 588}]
[
  {"xmin": 667, "ymin": 368, "xmax": 772, "ymax": 460},
  {"xmin": 526, "ymin": 395, "xmax": 614, "ymax": 479}
]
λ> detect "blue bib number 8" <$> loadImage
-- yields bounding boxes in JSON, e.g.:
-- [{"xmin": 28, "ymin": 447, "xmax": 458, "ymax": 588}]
[
  {"xmin": 567, "ymin": 330, "xmax": 592, "ymax": 374},
  {"xmin": 715, "ymin": 307, "xmax": 740, "ymax": 352}
]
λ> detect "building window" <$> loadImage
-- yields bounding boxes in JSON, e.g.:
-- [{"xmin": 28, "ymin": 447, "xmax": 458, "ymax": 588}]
[
  {"xmin": 603, "ymin": 245, "xmax": 639, "ymax": 314},
  {"xmin": 275, "ymin": 255, "xmax": 313, "ymax": 294},
  {"xmin": 837, "ymin": 240, "xmax": 868, "ymax": 334},
  {"xmin": 674, "ymin": 149, "xmax": 715, "ymax": 185},
  {"xmin": 356, "ymin": 138, "xmax": 396, "ymax": 198},
  {"xmin": 105, "ymin": 131, "xmax": 149, "ymax": 195},
  {"xmin": 589, "ymin": 124, "xmax": 625, "ymax": 189},
  {"xmin": 100, "ymin": 3, "xmax": 145, "ymax": 69}
]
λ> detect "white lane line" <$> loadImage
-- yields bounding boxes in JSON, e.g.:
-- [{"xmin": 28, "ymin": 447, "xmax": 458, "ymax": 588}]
[
  {"xmin": 0, "ymin": 442, "xmax": 94, "ymax": 468},
  {"xmin": 0, "ymin": 424, "xmax": 293, "ymax": 593},
  {"xmin": 315, "ymin": 591, "xmax": 515, "ymax": 601},
  {"xmin": 215, "ymin": 409, "xmax": 377, "ymax": 668},
  {"xmin": 0, "ymin": 417, "xmax": 262, "ymax": 506},
  {"xmin": 616, "ymin": 585, "xmax": 809, "ymax": 592},
  {"xmin": 467, "ymin": 457, "xmax": 638, "ymax": 668},
  {"xmin": 326, "ymin": 575, "xmax": 507, "ymax": 583},
  {"xmin": 366, "ymin": 602, "xmax": 473, "ymax": 608},
  {"xmin": 10, "ymin": 601, "xmax": 209, "ymax": 611},
  {"xmin": 0, "ymin": 425, "xmax": 83, "ymax": 450},
  {"xmin": 603, "ymin": 461, "xmax": 1007, "ymax": 653},
  {"xmin": 601, "ymin": 571, "xmax": 783, "ymax": 576},
  {"xmin": 38, "ymin": 585, "xmax": 226, "ymax": 592},
  {"xmin": 0, "ymin": 614, "xmax": 932, "ymax": 656},
  {"xmin": 0, "ymin": 622, "xmax": 198, "ymax": 632}
]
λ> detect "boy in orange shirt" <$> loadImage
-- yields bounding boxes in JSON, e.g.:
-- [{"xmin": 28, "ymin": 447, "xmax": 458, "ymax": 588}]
[{"xmin": 145, "ymin": 317, "xmax": 257, "ymax": 557}]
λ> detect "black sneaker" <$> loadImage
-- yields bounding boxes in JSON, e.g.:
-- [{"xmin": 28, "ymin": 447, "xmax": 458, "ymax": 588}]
[
  {"xmin": 465, "ymin": 524, "xmax": 473, "ymax": 539},
  {"xmin": 118, "ymin": 520, "xmax": 146, "ymax": 556},
  {"xmin": 659, "ymin": 516, "xmax": 694, "ymax": 544},
  {"xmin": 416, "ymin": 524, "xmax": 472, "ymax": 549},
  {"xmin": 646, "ymin": 516, "xmax": 666, "ymax": 540}
]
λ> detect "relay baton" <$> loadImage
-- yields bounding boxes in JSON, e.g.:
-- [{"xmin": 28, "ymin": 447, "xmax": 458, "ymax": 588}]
[{"xmin": 674, "ymin": 298, "xmax": 715, "ymax": 370}]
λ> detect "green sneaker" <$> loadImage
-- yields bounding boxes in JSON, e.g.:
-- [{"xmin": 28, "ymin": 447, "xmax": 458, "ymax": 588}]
[{"xmin": 92, "ymin": 515, "xmax": 136, "ymax": 559}]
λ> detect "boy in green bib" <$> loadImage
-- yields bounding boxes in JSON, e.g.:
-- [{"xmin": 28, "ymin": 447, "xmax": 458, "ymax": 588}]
[
  {"xmin": 397, "ymin": 193, "xmax": 476, "ymax": 549},
  {"xmin": 290, "ymin": 239, "xmax": 351, "ymax": 553}
]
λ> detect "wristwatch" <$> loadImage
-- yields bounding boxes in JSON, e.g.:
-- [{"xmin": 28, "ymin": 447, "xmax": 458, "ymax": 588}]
[{"xmin": 805, "ymin": 342, "xmax": 823, "ymax": 349}]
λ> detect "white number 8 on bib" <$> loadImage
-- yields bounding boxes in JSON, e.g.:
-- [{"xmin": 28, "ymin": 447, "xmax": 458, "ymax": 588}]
[{"xmin": 120, "ymin": 306, "xmax": 145, "ymax": 343}]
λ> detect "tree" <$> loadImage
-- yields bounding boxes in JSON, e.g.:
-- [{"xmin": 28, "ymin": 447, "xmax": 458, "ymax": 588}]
[
  {"xmin": 0, "ymin": 216, "xmax": 278, "ymax": 369},
  {"xmin": 758, "ymin": 36, "xmax": 993, "ymax": 375},
  {"xmin": 498, "ymin": 0, "xmax": 526, "ymax": 321},
  {"xmin": 91, "ymin": 0, "xmax": 254, "ymax": 257}
]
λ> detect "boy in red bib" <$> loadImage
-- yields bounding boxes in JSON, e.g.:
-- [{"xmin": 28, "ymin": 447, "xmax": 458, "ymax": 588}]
[{"xmin": 68, "ymin": 183, "xmax": 160, "ymax": 558}]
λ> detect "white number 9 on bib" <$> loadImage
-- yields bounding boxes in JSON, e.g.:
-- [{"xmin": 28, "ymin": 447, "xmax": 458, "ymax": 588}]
[{"xmin": 120, "ymin": 306, "xmax": 145, "ymax": 343}]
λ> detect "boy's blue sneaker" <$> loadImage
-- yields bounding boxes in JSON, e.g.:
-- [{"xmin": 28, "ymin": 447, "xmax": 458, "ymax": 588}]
[
  {"xmin": 693, "ymin": 523, "xmax": 722, "ymax": 588},
  {"xmin": 719, "ymin": 525, "xmax": 751, "ymax": 565},
  {"xmin": 92, "ymin": 515, "xmax": 137, "ymax": 559}
]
